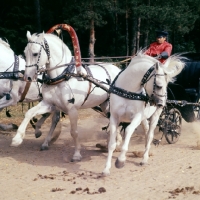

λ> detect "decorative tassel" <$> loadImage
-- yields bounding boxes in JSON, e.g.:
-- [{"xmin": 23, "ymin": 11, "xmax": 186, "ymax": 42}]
[
  {"xmin": 29, "ymin": 120, "xmax": 36, "ymax": 129},
  {"xmin": 6, "ymin": 109, "xmax": 12, "ymax": 118},
  {"xmin": 32, "ymin": 117, "xmax": 38, "ymax": 123},
  {"xmin": 68, "ymin": 98, "xmax": 75, "ymax": 104},
  {"xmin": 106, "ymin": 79, "xmax": 110, "ymax": 84},
  {"xmin": 61, "ymin": 112, "xmax": 66, "ymax": 118}
]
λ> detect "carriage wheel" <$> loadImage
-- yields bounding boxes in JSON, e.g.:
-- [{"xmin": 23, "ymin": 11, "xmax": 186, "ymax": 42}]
[{"xmin": 163, "ymin": 108, "xmax": 182, "ymax": 144}]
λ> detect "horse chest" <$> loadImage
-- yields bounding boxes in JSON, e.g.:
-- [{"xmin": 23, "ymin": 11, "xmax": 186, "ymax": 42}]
[{"xmin": 114, "ymin": 102, "xmax": 145, "ymax": 122}]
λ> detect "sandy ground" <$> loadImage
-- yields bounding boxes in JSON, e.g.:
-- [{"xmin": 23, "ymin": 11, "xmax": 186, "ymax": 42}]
[{"xmin": 1, "ymin": 109, "xmax": 200, "ymax": 200}]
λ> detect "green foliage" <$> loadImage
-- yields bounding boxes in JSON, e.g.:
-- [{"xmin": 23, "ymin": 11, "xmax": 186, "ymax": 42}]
[{"xmin": 0, "ymin": 0, "xmax": 200, "ymax": 55}]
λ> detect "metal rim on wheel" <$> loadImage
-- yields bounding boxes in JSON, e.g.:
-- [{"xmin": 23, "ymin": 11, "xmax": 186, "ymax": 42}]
[{"xmin": 164, "ymin": 108, "xmax": 182, "ymax": 144}]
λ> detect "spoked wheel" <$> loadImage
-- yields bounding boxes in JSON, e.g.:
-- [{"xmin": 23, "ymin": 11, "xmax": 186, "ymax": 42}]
[{"xmin": 163, "ymin": 108, "xmax": 182, "ymax": 144}]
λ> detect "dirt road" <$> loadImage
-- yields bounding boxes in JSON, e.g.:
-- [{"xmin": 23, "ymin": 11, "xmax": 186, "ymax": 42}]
[{"xmin": 1, "ymin": 109, "xmax": 200, "ymax": 200}]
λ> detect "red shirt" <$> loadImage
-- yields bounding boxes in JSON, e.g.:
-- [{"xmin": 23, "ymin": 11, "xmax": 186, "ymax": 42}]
[{"xmin": 145, "ymin": 41, "xmax": 172, "ymax": 63}]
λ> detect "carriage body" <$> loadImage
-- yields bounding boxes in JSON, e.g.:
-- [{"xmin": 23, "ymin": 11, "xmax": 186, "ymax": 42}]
[
  {"xmin": 175, "ymin": 53, "xmax": 200, "ymax": 118},
  {"xmin": 155, "ymin": 53, "xmax": 200, "ymax": 144}
]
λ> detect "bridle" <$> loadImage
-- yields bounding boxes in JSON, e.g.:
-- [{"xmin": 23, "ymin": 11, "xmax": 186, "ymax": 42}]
[
  {"xmin": 141, "ymin": 64, "xmax": 167, "ymax": 99},
  {"xmin": 25, "ymin": 38, "xmax": 50, "ymax": 70}
]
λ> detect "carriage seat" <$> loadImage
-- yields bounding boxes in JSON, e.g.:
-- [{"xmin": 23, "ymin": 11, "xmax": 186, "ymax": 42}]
[{"xmin": 175, "ymin": 59, "xmax": 200, "ymax": 103}]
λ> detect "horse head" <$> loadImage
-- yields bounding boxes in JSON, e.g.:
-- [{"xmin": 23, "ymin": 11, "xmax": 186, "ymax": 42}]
[
  {"xmin": 24, "ymin": 31, "xmax": 47, "ymax": 81},
  {"xmin": 143, "ymin": 62, "xmax": 167, "ymax": 107},
  {"xmin": 136, "ymin": 52, "xmax": 185, "ymax": 107},
  {"xmin": 24, "ymin": 31, "xmax": 72, "ymax": 82},
  {"xmin": 152, "ymin": 54, "xmax": 185, "ymax": 107}
]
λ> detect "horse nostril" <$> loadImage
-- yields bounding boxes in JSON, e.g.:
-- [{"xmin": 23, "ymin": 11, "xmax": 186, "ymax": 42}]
[
  {"xmin": 27, "ymin": 77, "xmax": 32, "ymax": 82},
  {"xmin": 157, "ymin": 104, "xmax": 164, "ymax": 108}
]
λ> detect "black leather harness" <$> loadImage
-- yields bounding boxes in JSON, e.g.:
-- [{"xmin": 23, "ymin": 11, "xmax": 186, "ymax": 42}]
[
  {"xmin": 0, "ymin": 54, "xmax": 22, "ymax": 80},
  {"xmin": 108, "ymin": 66, "xmax": 156, "ymax": 102}
]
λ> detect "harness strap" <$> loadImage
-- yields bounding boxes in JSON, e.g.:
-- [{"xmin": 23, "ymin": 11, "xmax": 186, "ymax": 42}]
[
  {"xmin": 19, "ymin": 82, "xmax": 31, "ymax": 102},
  {"xmin": 81, "ymin": 65, "xmax": 93, "ymax": 106},
  {"xmin": 109, "ymin": 85, "xmax": 149, "ymax": 102},
  {"xmin": 81, "ymin": 81, "xmax": 92, "ymax": 106},
  {"xmin": 141, "ymin": 65, "xmax": 155, "ymax": 86},
  {"xmin": 109, "ymin": 65, "xmax": 153, "ymax": 102}
]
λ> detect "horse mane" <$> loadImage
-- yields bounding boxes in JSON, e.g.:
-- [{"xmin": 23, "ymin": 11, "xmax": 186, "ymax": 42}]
[
  {"xmin": 0, "ymin": 38, "xmax": 11, "ymax": 50},
  {"xmin": 163, "ymin": 53, "xmax": 185, "ymax": 82},
  {"xmin": 131, "ymin": 50, "xmax": 185, "ymax": 83},
  {"xmin": 32, "ymin": 32, "xmax": 71, "ymax": 53}
]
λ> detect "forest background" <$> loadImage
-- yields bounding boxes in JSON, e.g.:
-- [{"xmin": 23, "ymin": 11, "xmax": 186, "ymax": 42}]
[{"xmin": 1, "ymin": 0, "xmax": 200, "ymax": 62}]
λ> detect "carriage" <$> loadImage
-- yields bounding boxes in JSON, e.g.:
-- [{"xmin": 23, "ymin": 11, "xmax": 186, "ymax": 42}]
[
  {"xmin": 3, "ymin": 23, "xmax": 199, "ymax": 175},
  {"xmin": 154, "ymin": 53, "xmax": 200, "ymax": 145},
  {"xmin": 2, "ymin": 24, "xmax": 198, "ymax": 147},
  {"xmin": 62, "ymin": 51, "xmax": 200, "ymax": 146}
]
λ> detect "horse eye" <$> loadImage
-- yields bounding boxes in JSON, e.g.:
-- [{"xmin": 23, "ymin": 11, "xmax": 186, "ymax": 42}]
[
  {"xmin": 156, "ymin": 85, "xmax": 162, "ymax": 89},
  {"xmin": 33, "ymin": 53, "xmax": 38, "ymax": 57}
]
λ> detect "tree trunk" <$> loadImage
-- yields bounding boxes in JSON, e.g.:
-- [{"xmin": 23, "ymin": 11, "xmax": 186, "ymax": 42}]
[
  {"xmin": 114, "ymin": 0, "xmax": 118, "ymax": 55},
  {"xmin": 136, "ymin": 17, "xmax": 141, "ymax": 51},
  {"xmin": 143, "ymin": 30, "xmax": 149, "ymax": 48},
  {"xmin": 126, "ymin": 7, "xmax": 129, "ymax": 56},
  {"xmin": 89, "ymin": 19, "xmax": 95, "ymax": 63},
  {"xmin": 34, "ymin": 0, "xmax": 41, "ymax": 32},
  {"xmin": 131, "ymin": 16, "xmax": 137, "ymax": 55}
]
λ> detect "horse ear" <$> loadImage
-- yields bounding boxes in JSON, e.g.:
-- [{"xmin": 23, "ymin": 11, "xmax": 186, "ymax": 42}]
[
  {"xmin": 42, "ymin": 31, "xmax": 45, "ymax": 39},
  {"xmin": 26, "ymin": 31, "xmax": 32, "ymax": 41}
]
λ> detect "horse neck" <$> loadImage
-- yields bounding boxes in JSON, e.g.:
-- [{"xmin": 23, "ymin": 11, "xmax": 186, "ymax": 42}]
[
  {"xmin": 45, "ymin": 35, "xmax": 72, "ymax": 79},
  {"xmin": 0, "ymin": 45, "xmax": 16, "ymax": 72},
  {"xmin": 18, "ymin": 57, "xmax": 26, "ymax": 71},
  {"xmin": 117, "ymin": 61, "xmax": 153, "ymax": 92}
]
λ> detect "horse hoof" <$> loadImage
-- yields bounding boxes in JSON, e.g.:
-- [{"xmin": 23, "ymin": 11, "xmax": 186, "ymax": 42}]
[
  {"xmin": 11, "ymin": 124, "xmax": 18, "ymax": 129},
  {"xmin": 102, "ymin": 168, "xmax": 110, "ymax": 176},
  {"xmin": 115, "ymin": 158, "xmax": 125, "ymax": 169},
  {"xmin": 35, "ymin": 131, "xmax": 42, "ymax": 138},
  {"xmin": 40, "ymin": 146, "xmax": 49, "ymax": 151},
  {"xmin": 139, "ymin": 162, "xmax": 148, "ymax": 166},
  {"xmin": 71, "ymin": 156, "xmax": 82, "ymax": 162},
  {"xmin": 71, "ymin": 158, "xmax": 81, "ymax": 162},
  {"xmin": 10, "ymin": 138, "xmax": 23, "ymax": 147}
]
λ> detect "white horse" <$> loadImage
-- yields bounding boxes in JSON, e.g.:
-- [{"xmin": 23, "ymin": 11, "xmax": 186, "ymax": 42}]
[
  {"xmin": 102, "ymin": 51, "xmax": 185, "ymax": 175},
  {"xmin": 0, "ymin": 38, "xmax": 60, "ymax": 147},
  {"xmin": 11, "ymin": 31, "xmax": 121, "ymax": 161}
]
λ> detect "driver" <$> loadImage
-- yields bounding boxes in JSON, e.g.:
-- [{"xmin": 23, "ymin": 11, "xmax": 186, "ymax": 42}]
[{"xmin": 145, "ymin": 30, "xmax": 172, "ymax": 63}]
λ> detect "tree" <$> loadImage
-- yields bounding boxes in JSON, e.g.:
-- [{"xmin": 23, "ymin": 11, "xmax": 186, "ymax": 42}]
[{"xmin": 62, "ymin": 0, "xmax": 112, "ymax": 60}]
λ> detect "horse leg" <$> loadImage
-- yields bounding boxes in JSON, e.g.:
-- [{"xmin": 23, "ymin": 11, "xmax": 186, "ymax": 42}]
[
  {"xmin": 40, "ymin": 110, "xmax": 61, "ymax": 150},
  {"xmin": 68, "ymin": 108, "xmax": 82, "ymax": 162},
  {"xmin": 141, "ymin": 119, "xmax": 149, "ymax": 147},
  {"xmin": 102, "ymin": 116, "xmax": 118, "ymax": 176},
  {"xmin": 116, "ymin": 114, "xmax": 142, "ymax": 169},
  {"xmin": 0, "ymin": 108, "xmax": 18, "ymax": 130},
  {"xmin": 34, "ymin": 113, "xmax": 51, "ymax": 138},
  {"xmin": 106, "ymin": 127, "xmax": 122, "ymax": 152},
  {"xmin": 0, "ymin": 93, "xmax": 18, "ymax": 108},
  {"xmin": 116, "ymin": 128, "xmax": 123, "ymax": 151},
  {"xmin": 140, "ymin": 107, "xmax": 163, "ymax": 165},
  {"xmin": 11, "ymin": 101, "xmax": 55, "ymax": 147}
]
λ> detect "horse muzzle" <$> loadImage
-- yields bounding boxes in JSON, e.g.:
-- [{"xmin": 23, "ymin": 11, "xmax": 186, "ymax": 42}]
[{"xmin": 149, "ymin": 94, "xmax": 165, "ymax": 107}]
